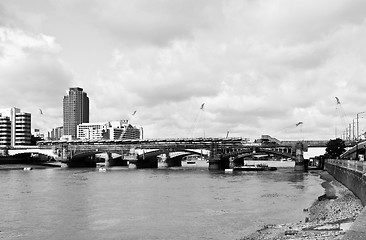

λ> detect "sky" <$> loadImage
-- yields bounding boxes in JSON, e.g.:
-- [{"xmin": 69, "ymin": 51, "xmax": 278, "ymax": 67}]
[{"xmin": 1, "ymin": 0, "xmax": 366, "ymax": 141}]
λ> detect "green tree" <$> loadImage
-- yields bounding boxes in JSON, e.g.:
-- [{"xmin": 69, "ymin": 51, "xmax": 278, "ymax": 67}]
[{"xmin": 325, "ymin": 138, "xmax": 346, "ymax": 159}]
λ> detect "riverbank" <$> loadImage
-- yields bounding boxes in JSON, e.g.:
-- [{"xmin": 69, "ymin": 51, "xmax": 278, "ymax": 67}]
[{"xmin": 241, "ymin": 170, "xmax": 364, "ymax": 240}]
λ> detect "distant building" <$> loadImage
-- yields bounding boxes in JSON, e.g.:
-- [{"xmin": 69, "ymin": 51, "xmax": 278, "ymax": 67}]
[
  {"xmin": 48, "ymin": 126, "xmax": 64, "ymax": 140},
  {"xmin": 77, "ymin": 120, "xmax": 141, "ymax": 140},
  {"xmin": 63, "ymin": 87, "xmax": 89, "ymax": 139},
  {"xmin": 77, "ymin": 122, "xmax": 107, "ymax": 140},
  {"xmin": 0, "ymin": 107, "xmax": 31, "ymax": 146},
  {"xmin": 255, "ymin": 135, "xmax": 281, "ymax": 145}
]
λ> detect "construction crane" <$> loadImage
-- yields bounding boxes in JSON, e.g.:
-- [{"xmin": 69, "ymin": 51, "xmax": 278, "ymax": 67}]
[
  {"xmin": 335, "ymin": 97, "xmax": 350, "ymax": 140},
  {"xmin": 191, "ymin": 103, "xmax": 206, "ymax": 138}
]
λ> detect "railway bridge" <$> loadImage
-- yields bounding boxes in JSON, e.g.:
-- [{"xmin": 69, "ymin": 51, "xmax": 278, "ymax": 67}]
[{"xmin": 36, "ymin": 138, "xmax": 294, "ymax": 170}]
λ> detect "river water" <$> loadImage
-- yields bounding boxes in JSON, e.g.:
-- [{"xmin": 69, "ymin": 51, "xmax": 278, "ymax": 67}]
[{"xmin": 0, "ymin": 165, "xmax": 325, "ymax": 240}]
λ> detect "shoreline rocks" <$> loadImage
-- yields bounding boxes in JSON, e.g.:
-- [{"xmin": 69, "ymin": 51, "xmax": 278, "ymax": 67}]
[{"xmin": 240, "ymin": 171, "xmax": 363, "ymax": 240}]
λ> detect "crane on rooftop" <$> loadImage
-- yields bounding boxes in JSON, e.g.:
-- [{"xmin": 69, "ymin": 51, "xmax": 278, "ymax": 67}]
[{"xmin": 335, "ymin": 97, "xmax": 350, "ymax": 140}]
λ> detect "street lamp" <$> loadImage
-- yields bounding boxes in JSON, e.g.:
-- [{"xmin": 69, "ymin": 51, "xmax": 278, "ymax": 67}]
[
  {"xmin": 355, "ymin": 111, "xmax": 366, "ymax": 160},
  {"xmin": 357, "ymin": 112, "xmax": 366, "ymax": 141}
]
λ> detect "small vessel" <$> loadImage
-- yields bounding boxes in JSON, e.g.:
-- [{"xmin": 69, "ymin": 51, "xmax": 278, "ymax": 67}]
[
  {"xmin": 99, "ymin": 167, "xmax": 107, "ymax": 172},
  {"xmin": 225, "ymin": 169, "xmax": 234, "ymax": 173},
  {"xmin": 23, "ymin": 167, "xmax": 33, "ymax": 171},
  {"xmin": 233, "ymin": 163, "xmax": 277, "ymax": 172}
]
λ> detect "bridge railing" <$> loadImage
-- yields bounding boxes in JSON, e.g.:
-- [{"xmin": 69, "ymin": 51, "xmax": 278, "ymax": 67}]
[{"xmin": 326, "ymin": 159, "xmax": 366, "ymax": 174}]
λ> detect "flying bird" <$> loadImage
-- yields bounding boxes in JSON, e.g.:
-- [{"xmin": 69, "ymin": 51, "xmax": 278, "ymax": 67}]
[
  {"xmin": 296, "ymin": 122, "xmax": 303, "ymax": 127},
  {"xmin": 132, "ymin": 110, "xmax": 137, "ymax": 116},
  {"xmin": 39, "ymin": 109, "xmax": 43, "ymax": 115},
  {"xmin": 200, "ymin": 103, "xmax": 205, "ymax": 111},
  {"xmin": 335, "ymin": 97, "xmax": 341, "ymax": 105}
]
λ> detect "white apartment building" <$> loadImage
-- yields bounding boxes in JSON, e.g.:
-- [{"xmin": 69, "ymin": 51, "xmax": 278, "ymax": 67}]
[
  {"xmin": 77, "ymin": 122, "xmax": 108, "ymax": 140},
  {"xmin": 77, "ymin": 120, "xmax": 141, "ymax": 140},
  {"xmin": 0, "ymin": 116, "xmax": 11, "ymax": 147}
]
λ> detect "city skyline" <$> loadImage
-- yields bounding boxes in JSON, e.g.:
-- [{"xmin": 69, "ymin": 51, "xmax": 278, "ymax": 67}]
[{"xmin": 1, "ymin": 1, "xmax": 366, "ymax": 141}]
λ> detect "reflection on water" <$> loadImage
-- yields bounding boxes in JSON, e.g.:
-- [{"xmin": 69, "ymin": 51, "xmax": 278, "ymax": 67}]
[{"xmin": 0, "ymin": 167, "xmax": 324, "ymax": 240}]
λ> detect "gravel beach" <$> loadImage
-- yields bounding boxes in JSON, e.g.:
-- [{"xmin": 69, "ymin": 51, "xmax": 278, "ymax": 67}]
[{"xmin": 240, "ymin": 171, "xmax": 364, "ymax": 240}]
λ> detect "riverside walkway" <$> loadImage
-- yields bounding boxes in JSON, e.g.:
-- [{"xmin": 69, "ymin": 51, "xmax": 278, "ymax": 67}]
[
  {"xmin": 325, "ymin": 159, "xmax": 366, "ymax": 239},
  {"xmin": 343, "ymin": 208, "xmax": 366, "ymax": 240}
]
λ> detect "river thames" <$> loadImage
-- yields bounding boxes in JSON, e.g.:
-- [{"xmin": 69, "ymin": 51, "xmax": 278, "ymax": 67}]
[{"xmin": 0, "ymin": 164, "xmax": 325, "ymax": 240}]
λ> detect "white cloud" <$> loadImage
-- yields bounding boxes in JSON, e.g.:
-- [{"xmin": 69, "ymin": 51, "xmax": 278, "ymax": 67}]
[
  {"xmin": 0, "ymin": 27, "xmax": 73, "ymax": 131},
  {"xmin": 2, "ymin": 0, "xmax": 366, "ymax": 141},
  {"xmin": 91, "ymin": 0, "xmax": 223, "ymax": 46}
]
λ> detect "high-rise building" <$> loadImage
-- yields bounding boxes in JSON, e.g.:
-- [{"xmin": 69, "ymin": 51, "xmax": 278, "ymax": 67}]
[
  {"xmin": 63, "ymin": 87, "xmax": 89, "ymax": 139},
  {"xmin": 0, "ymin": 107, "xmax": 31, "ymax": 146}
]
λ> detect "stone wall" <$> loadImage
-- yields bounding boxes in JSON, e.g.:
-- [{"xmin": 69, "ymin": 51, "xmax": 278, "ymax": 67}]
[{"xmin": 325, "ymin": 159, "xmax": 366, "ymax": 206}]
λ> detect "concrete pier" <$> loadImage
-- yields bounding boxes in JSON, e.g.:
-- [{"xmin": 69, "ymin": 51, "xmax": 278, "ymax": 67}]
[
  {"xmin": 294, "ymin": 142, "xmax": 305, "ymax": 171},
  {"xmin": 208, "ymin": 153, "xmax": 221, "ymax": 170},
  {"xmin": 104, "ymin": 152, "xmax": 112, "ymax": 168}
]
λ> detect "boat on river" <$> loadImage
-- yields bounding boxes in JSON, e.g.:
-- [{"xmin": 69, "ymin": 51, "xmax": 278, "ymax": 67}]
[{"xmin": 233, "ymin": 163, "xmax": 277, "ymax": 172}]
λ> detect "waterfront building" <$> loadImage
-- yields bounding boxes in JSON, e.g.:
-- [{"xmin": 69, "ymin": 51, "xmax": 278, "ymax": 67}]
[
  {"xmin": 15, "ymin": 112, "xmax": 31, "ymax": 145},
  {"xmin": 0, "ymin": 115, "xmax": 11, "ymax": 147},
  {"xmin": 0, "ymin": 107, "xmax": 31, "ymax": 146},
  {"xmin": 119, "ymin": 124, "xmax": 141, "ymax": 140},
  {"xmin": 77, "ymin": 120, "xmax": 141, "ymax": 140},
  {"xmin": 63, "ymin": 87, "xmax": 89, "ymax": 139},
  {"xmin": 77, "ymin": 122, "xmax": 108, "ymax": 140}
]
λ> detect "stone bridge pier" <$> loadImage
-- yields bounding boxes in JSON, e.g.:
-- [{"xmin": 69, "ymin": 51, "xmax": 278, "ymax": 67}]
[
  {"xmin": 208, "ymin": 144, "xmax": 236, "ymax": 170},
  {"xmin": 294, "ymin": 142, "xmax": 309, "ymax": 171},
  {"xmin": 158, "ymin": 153, "xmax": 182, "ymax": 168},
  {"xmin": 125, "ymin": 151, "xmax": 184, "ymax": 169},
  {"xmin": 124, "ymin": 150, "xmax": 158, "ymax": 169}
]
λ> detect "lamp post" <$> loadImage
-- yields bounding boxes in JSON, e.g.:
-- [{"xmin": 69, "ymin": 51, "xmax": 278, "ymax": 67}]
[
  {"xmin": 353, "ymin": 118, "xmax": 355, "ymax": 141},
  {"xmin": 355, "ymin": 111, "xmax": 366, "ymax": 160},
  {"xmin": 357, "ymin": 112, "xmax": 366, "ymax": 141}
]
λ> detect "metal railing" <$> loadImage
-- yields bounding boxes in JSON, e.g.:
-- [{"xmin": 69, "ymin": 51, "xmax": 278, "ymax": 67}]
[{"xmin": 327, "ymin": 159, "xmax": 366, "ymax": 174}]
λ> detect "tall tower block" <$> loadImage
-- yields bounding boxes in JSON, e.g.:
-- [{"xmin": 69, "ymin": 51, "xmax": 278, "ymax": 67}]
[{"xmin": 63, "ymin": 87, "xmax": 89, "ymax": 139}]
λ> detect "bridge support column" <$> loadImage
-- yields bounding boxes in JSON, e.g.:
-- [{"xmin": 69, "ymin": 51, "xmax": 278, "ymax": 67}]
[
  {"xmin": 105, "ymin": 152, "xmax": 112, "ymax": 168},
  {"xmin": 158, "ymin": 153, "xmax": 170, "ymax": 168},
  {"xmin": 208, "ymin": 155, "xmax": 222, "ymax": 170},
  {"xmin": 159, "ymin": 153, "xmax": 183, "ymax": 168},
  {"xmin": 294, "ymin": 142, "xmax": 308, "ymax": 171},
  {"xmin": 125, "ymin": 151, "xmax": 158, "ymax": 169},
  {"xmin": 125, "ymin": 154, "xmax": 138, "ymax": 169}
]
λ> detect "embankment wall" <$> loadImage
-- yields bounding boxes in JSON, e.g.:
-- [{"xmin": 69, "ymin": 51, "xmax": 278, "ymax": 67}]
[{"xmin": 325, "ymin": 159, "xmax": 366, "ymax": 206}]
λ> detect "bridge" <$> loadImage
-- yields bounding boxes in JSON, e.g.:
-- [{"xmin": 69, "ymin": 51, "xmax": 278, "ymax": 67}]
[
  {"xmin": 31, "ymin": 137, "xmax": 295, "ymax": 170},
  {"xmin": 340, "ymin": 140, "xmax": 366, "ymax": 160},
  {"xmin": 7, "ymin": 146, "xmax": 57, "ymax": 159}
]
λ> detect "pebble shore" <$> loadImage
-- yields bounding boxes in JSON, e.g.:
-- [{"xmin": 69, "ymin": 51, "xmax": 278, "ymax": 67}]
[{"xmin": 241, "ymin": 171, "xmax": 364, "ymax": 240}]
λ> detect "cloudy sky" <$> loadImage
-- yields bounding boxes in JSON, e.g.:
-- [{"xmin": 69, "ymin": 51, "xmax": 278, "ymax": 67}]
[{"xmin": 1, "ymin": 0, "xmax": 366, "ymax": 141}]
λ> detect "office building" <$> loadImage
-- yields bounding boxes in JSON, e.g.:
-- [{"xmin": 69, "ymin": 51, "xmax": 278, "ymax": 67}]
[
  {"xmin": 0, "ymin": 107, "xmax": 31, "ymax": 146},
  {"xmin": 63, "ymin": 87, "xmax": 89, "ymax": 139}
]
